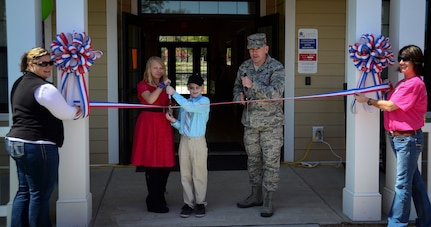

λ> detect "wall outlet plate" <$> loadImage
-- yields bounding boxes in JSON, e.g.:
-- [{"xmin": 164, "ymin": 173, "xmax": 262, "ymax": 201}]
[{"xmin": 312, "ymin": 126, "xmax": 324, "ymax": 142}]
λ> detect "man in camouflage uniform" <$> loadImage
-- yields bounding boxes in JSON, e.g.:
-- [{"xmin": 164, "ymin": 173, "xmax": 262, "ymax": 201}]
[{"xmin": 233, "ymin": 33, "xmax": 285, "ymax": 217}]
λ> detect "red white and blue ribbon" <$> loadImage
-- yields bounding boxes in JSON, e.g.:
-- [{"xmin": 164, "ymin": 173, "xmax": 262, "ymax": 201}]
[
  {"xmin": 51, "ymin": 32, "xmax": 103, "ymax": 118},
  {"xmin": 49, "ymin": 32, "xmax": 391, "ymax": 114},
  {"xmin": 348, "ymin": 34, "xmax": 394, "ymax": 113},
  {"xmin": 88, "ymin": 83, "xmax": 390, "ymax": 109}
]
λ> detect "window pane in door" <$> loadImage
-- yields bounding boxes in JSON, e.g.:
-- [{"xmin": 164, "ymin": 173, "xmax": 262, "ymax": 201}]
[
  {"xmin": 176, "ymin": 47, "xmax": 193, "ymax": 94},
  {"xmin": 161, "ymin": 47, "xmax": 169, "ymax": 78},
  {"xmin": 200, "ymin": 47, "xmax": 208, "ymax": 95}
]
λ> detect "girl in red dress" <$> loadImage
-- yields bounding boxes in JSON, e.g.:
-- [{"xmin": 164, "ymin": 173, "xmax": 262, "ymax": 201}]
[{"xmin": 131, "ymin": 56, "xmax": 175, "ymax": 213}]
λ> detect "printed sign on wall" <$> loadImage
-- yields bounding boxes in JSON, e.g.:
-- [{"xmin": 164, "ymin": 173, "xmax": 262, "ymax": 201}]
[{"xmin": 298, "ymin": 28, "xmax": 318, "ymax": 74}]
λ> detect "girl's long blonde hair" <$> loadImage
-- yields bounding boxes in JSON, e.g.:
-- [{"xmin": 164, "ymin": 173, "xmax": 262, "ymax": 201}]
[{"xmin": 143, "ymin": 56, "xmax": 167, "ymax": 86}]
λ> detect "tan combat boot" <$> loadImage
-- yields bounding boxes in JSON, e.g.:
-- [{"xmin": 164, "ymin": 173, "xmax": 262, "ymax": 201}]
[
  {"xmin": 237, "ymin": 186, "xmax": 263, "ymax": 208},
  {"xmin": 260, "ymin": 189, "xmax": 273, "ymax": 217}
]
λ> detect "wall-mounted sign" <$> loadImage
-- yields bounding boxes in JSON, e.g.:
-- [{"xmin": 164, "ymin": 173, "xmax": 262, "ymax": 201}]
[{"xmin": 298, "ymin": 28, "xmax": 318, "ymax": 74}]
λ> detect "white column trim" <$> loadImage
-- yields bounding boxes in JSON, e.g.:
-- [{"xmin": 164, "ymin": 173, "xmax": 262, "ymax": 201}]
[
  {"xmin": 283, "ymin": 0, "xmax": 295, "ymax": 162},
  {"xmin": 260, "ymin": 0, "xmax": 266, "ymax": 17},
  {"xmin": 107, "ymin": 0, "xmax": 119, "ymax": 164}
]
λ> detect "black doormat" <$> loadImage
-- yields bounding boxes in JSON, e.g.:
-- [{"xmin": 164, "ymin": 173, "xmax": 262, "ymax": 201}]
[
  {"xmin": 208, "ymin": 142, "xmax": 246, "ymax": 171},
  {"xmin": 208, "ymin": 142, "xmax": 244, "ymax": 152},
  {"xmin": 172, "ymin": 142, "xmax": 247, "ymax": 171},
  {"xmin": 207, "ymin": 153, "xmax": 247, "ymax": 171}
]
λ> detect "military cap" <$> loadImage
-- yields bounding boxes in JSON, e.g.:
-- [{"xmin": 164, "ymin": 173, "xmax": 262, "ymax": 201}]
[{"xmin": 247, "ymin": 33, "xmax": 267, "ymax": 49}]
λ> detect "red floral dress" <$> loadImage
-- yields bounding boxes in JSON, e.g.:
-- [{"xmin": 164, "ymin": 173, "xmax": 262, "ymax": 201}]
[{"xmin": 131, "ymin": 81, "xmax": 175, "ymax": 167}]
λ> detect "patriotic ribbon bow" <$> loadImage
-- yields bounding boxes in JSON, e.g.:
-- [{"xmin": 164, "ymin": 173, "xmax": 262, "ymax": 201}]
[
  {"xmin": 348, "ymin": 34, "xmax": 394, "ymax": 113},
  {"xmin": 51, "ymin": 32, "xmax": 103, "ymax": 118}
]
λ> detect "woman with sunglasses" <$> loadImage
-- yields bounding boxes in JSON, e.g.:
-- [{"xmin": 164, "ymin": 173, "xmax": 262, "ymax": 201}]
[
  {"xmin": 4, "ymin": 47, "xmax": 82, "ymax": 227},
  {"xmin": 356, "ymin": 45, "xmax": 431, "ymax": 227}
]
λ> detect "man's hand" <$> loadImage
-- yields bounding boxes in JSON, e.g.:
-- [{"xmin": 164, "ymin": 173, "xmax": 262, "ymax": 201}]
[
  {"xmin": 241, "ymin": 76, "xmax": 252, "ymax": 88},
  {"xmin": 166, "ymin": 85, "xmax": 175, "ymax": 96},
  {"xmin": 240, "ymin": 92, "xmax": 247, "ymax": 105}
]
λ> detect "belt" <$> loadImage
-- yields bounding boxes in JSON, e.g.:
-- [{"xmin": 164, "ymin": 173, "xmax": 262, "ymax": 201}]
[
  {"xmin": 181, "ymin": 135, "xmax": 205, "ymax": 140},
  {"xmin": 141, "ymin": 108, "xmax": 167, "ymax": 112},
  {"xmin": 388, "ymin": 130, "xmax": 421, "ymax": 137}
]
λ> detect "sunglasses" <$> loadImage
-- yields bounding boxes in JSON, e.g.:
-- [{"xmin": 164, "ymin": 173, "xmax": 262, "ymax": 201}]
[
  {"xmin": 34, "ymin": 61, "xmax": 54, "ymax": 67},
  {"xmin": 397, "ymin": 56, "xmax": 411, "ymax": 62}
]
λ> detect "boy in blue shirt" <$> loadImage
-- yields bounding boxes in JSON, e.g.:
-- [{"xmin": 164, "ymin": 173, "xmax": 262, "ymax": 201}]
[{"xmin": 165, "ymin": 74, "xmax": 210, "ymax": 218}]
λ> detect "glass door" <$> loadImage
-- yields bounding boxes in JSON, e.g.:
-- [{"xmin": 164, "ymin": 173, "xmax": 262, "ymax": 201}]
[{"xmin": 119, "ymin": 13, "xmax": 143, "ymax": 164}]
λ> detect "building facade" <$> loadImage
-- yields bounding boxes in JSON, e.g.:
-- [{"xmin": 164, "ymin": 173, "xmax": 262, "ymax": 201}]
[{"xmin": 0, "ymin": 0, "xmax": 430, "ymax": 225}]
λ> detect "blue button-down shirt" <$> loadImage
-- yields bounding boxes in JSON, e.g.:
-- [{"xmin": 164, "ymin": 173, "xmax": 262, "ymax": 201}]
[{"xmin": 171, "ymin": 93, "xmax": 210, "ymax": 138}]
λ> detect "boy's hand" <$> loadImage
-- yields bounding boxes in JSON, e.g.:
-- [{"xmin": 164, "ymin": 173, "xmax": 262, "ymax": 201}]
[
  {"xmin": 165, "ymin": 112, "xmax": 176, "ymax": 123},
  {"xmin": 166, "ymin": 85, "xmax": 175, "ymax": 95}
]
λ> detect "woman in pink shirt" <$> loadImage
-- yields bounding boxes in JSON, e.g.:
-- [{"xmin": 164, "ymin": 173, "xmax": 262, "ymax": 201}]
[{"xmin": 356, "ymin": 45, "xmax": 431, "ymax": 227}]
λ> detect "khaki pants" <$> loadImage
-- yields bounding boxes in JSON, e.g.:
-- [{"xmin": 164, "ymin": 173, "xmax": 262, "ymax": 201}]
[{"xmin": 179, "ymin": 136, "xmax": 208, "ymax": 207}]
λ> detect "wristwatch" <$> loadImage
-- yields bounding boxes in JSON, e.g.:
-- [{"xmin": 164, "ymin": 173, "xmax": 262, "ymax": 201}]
[{"xmin": 367, "ymin": 98, "xmax": 372, "ymax": 106}]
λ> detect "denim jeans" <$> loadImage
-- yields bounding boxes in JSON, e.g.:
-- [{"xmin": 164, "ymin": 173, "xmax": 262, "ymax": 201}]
[
  {"xmin": 387, "ymin": 131, "xmax": 431, "ymax": 227},
  {"xmin": 5, "ymin": 138, "xmax": 59, "ymax": 227}
]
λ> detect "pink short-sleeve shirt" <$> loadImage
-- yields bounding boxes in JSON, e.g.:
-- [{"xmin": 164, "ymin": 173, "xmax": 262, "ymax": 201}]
[{"xmin": 384, "ymin": 76, "xmax": 427, "ymax": 131}]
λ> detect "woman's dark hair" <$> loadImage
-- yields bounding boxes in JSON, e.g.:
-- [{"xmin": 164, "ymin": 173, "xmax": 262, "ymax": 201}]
[{"xmin": 397, "ymin": 45, "xmax": 424, "ymax": 76}]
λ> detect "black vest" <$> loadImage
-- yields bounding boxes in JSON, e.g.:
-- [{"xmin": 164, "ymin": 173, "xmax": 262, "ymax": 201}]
[{"xmin": 7, "ymin": 72, "xmax": 64, "ymax": 147}]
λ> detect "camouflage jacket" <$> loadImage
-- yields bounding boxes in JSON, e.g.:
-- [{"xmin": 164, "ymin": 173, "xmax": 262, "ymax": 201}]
[{"xmin": 233, "ymin": 54, "xmax": 285, "ymax": 128}]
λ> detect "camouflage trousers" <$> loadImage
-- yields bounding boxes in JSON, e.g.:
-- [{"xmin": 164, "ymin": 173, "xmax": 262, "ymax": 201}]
[{"xmin": 243, "ymin": 125, "xmax": 283, "ymax": 191}]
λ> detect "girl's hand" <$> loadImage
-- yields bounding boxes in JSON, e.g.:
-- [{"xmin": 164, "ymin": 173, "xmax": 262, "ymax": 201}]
[{"xmin": 166, "ymin": 86, "xmax": 175, "ymax": 95}]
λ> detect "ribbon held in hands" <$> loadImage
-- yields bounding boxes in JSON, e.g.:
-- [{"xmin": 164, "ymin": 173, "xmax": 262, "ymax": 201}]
[
  {"xmin": 51, "ymin": 32, "xmax": 103, "ymax": 118},
  {"xmin": 348, "ymin": 34, "xmax": 394, "ymax": 113}
]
